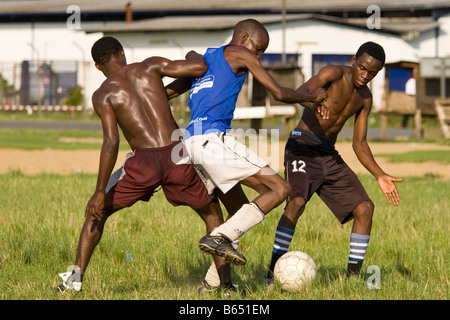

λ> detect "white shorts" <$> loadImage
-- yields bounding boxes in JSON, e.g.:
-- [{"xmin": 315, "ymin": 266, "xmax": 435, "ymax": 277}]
[{"xmin": 184, "ymin": 132, "xmax": 269, "ymax": 194}]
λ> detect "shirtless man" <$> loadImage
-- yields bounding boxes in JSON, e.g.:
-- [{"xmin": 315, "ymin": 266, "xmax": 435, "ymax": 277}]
[
  {"xmin": 57, "ymin": 37, "xmax": 238, "ymax": 292},
  {"xmin": 266, "ymin": 41, "xmax": 402, "ymax": 282}
]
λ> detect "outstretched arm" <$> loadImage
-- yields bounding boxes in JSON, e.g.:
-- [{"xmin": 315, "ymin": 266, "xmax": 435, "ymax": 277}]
[
  {"xmin": 158, "ymin": 51, "xmax": 207, "ymax": 79},
  {"xmin": 165, "ymin": 77, "xmax": 191, "ymax": 100},
  {"xmin": 353, "ymin": 99, "xmax": 402, "ymax": 206},
  {"xmin": 229, "ymin": 46, "xmax": 329, "ymax": 118},
  {"xmin": 164, "ymin": 51, "xmax": 206, "ymax": 100}
]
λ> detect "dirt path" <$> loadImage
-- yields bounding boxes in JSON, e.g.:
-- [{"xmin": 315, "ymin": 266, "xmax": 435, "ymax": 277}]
[
  {"xmin": 0, "ymin": 142, "xmax": 449, "ymax": 179},
  {"xmin": 0, "ymin": 149, "xmax": 130, "ymax": 175}
]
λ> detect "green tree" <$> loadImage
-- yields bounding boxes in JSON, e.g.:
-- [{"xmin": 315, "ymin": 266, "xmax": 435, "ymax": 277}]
[{"xmin": 62, "ymin": 85, "xmax": 84, "ymax": 106}]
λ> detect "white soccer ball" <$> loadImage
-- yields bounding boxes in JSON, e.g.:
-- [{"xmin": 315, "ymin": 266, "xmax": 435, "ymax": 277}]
[{"xmin": 273, "ymin": 251, "xmax": 317, "ymax": 292}]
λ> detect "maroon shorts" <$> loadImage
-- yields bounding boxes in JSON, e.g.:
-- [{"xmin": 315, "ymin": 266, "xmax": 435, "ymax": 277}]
[
  {"xmin": 284, "ymin": 129, "xmax": 370, "ymax": 224},
  {"xmin": 107, "ymin": 142, "xmax": 212, "ymax": 210}
]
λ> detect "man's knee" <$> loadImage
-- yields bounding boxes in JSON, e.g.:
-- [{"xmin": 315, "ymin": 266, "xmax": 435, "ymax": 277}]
[
  {"xmin": 279, "ymin": 197, "xmax": 306, "ymax": 229},
  {"xmin": 354, "ymin": 200, "xmax": 374, "ymax": 221},
  {"xmin": 287, "ymin": 197, "xmax": 306, "ymax": 215},
  {"xmin": 277, "ymin": 180, "xmax": 291, "ymax": 200}
]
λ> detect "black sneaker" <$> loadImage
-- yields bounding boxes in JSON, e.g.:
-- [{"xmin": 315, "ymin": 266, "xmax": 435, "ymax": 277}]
[
  {"xmin": 198, "ymin": 233, "xmax": 247, "ymax": 266},
  {"xmin": 346, "ymin": 260, "xmax": 363, "ymax": 277}
]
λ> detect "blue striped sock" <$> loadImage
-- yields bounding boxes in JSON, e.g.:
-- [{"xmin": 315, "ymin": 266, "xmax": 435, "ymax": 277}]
[
  {"xmin": 349, "ymin": 233, "xmax": 370, "ymax": 262},
  {"xmin": 272, "ymin": 226, "xmax": 295, "ymax": 255}
]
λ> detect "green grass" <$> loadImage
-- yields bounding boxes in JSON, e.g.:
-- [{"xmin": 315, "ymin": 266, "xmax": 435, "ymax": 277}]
[
  {"xmin": 0, "ymin": 128, "xmax": 129, "ymax": 150},
  {"xmin": 375, "ymin": 150, "xmax": 450, "ymax": 164},
  {"xmin": 0, "ymin": 110, "xmax": 99, "ymax": 122},
  {"xmin": 0, "ymin": 171, "xmax": 448, "ymax": 300},
  {"xmin": 0, "ymin": 125, "xmax": 448, "ymax": 302}
]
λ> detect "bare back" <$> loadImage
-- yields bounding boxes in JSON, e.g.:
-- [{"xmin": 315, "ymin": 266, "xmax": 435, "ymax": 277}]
[{"xmin": 95, "ymin": 58, "xmax": 178, "ymax": 150}]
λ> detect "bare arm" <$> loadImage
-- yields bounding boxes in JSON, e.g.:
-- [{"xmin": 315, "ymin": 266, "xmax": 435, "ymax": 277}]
[
  {"xmin": 165, "ymin": 77, "xmax": 191, "ymax": 100},
  {"xmin": 297, "ymin": 65, "xmax": 347, "ymax": 117},
  {"xmin": 352, "ymin": 99, "xmax": 385, "ymax": 178},
  {"xmin": 85, "ymin": 90, "xmax": 120, "ymax": 219},
  {"xmin": 229, "ymin": 46, "xmax": 328, "ymax": 115},
  {"xmin": 164, "ymin": 51, "xmax": 206, "ymax": 100},
  {"xmin": 148, "ymin": 51, "xmax": 207, "ymax": 80},
  {"xmin": 353, "ymin": 98, "xmax": 402, "ymax": 205}
]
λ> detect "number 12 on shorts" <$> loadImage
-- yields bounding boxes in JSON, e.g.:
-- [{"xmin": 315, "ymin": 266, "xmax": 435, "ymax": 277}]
[{"xmin": 291, "ymin": 160, "xmax": 306, "ymax": 173}]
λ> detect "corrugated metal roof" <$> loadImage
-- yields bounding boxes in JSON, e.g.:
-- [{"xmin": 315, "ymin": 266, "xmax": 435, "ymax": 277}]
[
  {"xmin": 0, "ymin": 0, "xmax": 449, "ymax": 15},
  {"xmin": 82, "ymin": 13, "xmax": 438, "ymax": 36},
  {"xmin": 347, "ymin": 16, "xmax": 439, "ymax": 34},
  {"xmin": 82, "ymin": 14, "xmax": 313, "ymax": 33}
]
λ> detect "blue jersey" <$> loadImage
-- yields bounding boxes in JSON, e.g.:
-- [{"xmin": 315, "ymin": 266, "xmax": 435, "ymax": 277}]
[{"xmin": 185, "ymin": 45, "xmax": 247, "ymax": 137}]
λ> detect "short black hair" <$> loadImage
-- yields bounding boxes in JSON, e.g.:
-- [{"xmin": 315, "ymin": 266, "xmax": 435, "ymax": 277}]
[
  {"xmin": 356, "ymin": 41, "xmax": 385, "ymax": 66},
  {"xmin": 91, "ymin": 37, "xmax": 123, "ymax": 65},
  {"xmin": 234, "ymin": 19, "xmax": 269, "ymax": 40}
]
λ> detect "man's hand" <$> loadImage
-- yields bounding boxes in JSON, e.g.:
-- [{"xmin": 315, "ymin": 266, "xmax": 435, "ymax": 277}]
[
  {"xmin": 85, "ymin": 191, "xmax": 106, "ymax": 220},
  {"xmin": 377, "ymin": 174, "xmax": 402, "ymax": 206},
  {"xmin": 307, "ymin": 88, "xmax": 330, "ymax": 119},
  {"xmin": 312, "ymin": 103, "xmax": 330, "ymax": 120},
  {"xmin": 311, "ymin": 87, "xmax": 327, "ymax": 104}
]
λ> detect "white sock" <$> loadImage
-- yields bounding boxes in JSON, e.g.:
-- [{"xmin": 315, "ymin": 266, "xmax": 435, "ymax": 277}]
[{"xmin": 210, "ymin": 203, "xmax": 265, "ymax": 242}]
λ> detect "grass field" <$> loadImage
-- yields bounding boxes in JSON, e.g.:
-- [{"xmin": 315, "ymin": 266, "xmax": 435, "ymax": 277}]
[
  {"xmin": 0, "ymin": 128, "xmax": 106, "ymax": 150},
  {"xmin": 0, "ymin": 126, "xmax": 448, "ymax": 302},
  {"xmin": 0, "ymin": 171, "xmax": 448, "ymax": 301},
  {"xmin": 375, "ymin": 149, "xmax": 450, "ymax": 164}
]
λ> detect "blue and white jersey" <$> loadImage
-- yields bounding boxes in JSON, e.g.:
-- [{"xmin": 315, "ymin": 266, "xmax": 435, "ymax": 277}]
[{"xmin": 185, "ymin": 45, "xmax": 247, "ymax": 137}]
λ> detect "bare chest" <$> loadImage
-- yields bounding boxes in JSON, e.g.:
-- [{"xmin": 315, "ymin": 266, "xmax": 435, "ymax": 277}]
[{"xmin": 326, "ymin": 86, "xmax": 364, "ymax": 123}]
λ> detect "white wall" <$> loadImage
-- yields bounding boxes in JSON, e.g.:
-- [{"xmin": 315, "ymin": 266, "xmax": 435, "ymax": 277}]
[
  {"xmin": 406, "ymin": 13, "xmax": 450, "ymax": 58},
  {"xmin": 0, "ymin": 22, "xmax": 232, "ymax": 109},
  {"xmin": 436, "ymin": 13, "xmax": 450, "ymax": 57},
  {"xmin": 0, "ymin": 21, "xmax": 104, "ymax": 108},
  {"xmin": 110, "ymin": 30, "xmax": 231, "ymax": 63}
]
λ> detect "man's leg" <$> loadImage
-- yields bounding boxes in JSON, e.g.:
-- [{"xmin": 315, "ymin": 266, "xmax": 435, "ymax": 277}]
[
  {"xmin": 242, "ymin": 166, "xmax": 291, "ymax": 214},
  {"xmin": 58, "ymin": 197, "xmax": 122, "ymax": 291},
  {"xmin": 215, "ymin": 183, "xmax": 251, "ymax": 250},
  {"xmin": 201, "ymin": 185, "xmax": 249, "ymax": 288},
  {"xmin": 192, "ymin": 134, "xmax": 290, "ymax": 264},
  {"xmin": 266, "ymin": 197, "xmax": 306, "ymax": 280},
  {"xmin": 209, "ymin": 167, "xmax": 291, "ymax": 242},
  {"xmin": 74, "ymin": 211, "xmax": 115, "ymax": 275},
  {"xmin": 347, "ymin": 200, "xmax": 374, "ymax": 276},
  {"xmin": 194, "ymin": 199, "xmax": 232, "ymax": 285},
  {"xmin": 216, "ymin": 184, "xmax": 250, "ymax": 217}
]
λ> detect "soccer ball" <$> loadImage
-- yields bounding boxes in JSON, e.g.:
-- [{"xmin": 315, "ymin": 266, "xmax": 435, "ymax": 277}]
[{"xmin": 273, "ymin": 251, "xmax": 317, "ymax": 292}]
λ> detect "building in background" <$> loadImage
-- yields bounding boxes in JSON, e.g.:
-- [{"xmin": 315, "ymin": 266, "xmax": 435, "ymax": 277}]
[{"xmin": 0, "ymin": 0, "xmax": 449, "ymax": 120}]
